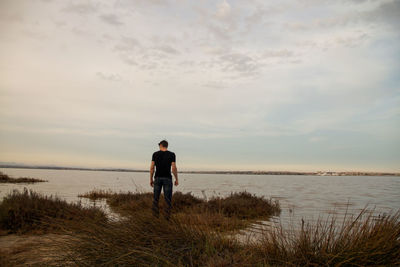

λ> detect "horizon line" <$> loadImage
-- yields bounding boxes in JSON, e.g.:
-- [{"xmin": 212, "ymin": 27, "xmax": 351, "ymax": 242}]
[{"xmin": 1, "ymin": 163, "xmax": 399, "ymax": 176}]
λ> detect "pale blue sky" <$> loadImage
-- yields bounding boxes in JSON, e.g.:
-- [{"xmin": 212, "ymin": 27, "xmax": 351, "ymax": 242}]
[{"xmin": 0, "ymin": 0, "xmax": 399, "ymax": 171}]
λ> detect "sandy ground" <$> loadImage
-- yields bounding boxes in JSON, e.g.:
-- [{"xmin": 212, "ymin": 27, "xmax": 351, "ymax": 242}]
[{"xmin": 0, "ymin": 233, "xmax": 76, "ymax": 266}]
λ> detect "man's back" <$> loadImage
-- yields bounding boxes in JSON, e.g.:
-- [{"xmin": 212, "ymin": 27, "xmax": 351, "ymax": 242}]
[{"xmin": 152, "ymin": 150, "xmax": 176, "ymax": 178}]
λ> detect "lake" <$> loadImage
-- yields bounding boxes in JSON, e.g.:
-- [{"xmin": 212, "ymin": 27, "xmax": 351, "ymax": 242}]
[{"xmin": 1, "ymin": 168, "xmax": 399, "ymax": 228}]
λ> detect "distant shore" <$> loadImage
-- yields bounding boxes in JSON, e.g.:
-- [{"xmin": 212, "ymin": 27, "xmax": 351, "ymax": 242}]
[{"xmin": 1, "ymin": 164, "xmax": 399, "ymax": 177}]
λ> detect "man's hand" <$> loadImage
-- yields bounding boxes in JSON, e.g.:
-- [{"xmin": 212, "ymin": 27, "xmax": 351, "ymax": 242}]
[
  {"xmin": 150, "ymin": 161, "xmax": 155, "ymax": 187},
  {"xmin": 172, "ymin": 162, "xmax": 178, "ymax": 186}
]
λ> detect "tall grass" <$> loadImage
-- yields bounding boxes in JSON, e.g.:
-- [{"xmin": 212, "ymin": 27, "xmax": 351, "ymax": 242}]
[
  {"xmin": 54, "ymin": 210, "xmax": 243, "ymax": 266},
  {"xmin": 53, "ymin": 207, "xmax": 400, "ymax": 266},
  {"xmin": 245, "ymin": 209, "xmax": 400, "ymax": 266},
  {"xmin": 0, "ymin": 188, "xmax": 107, "ymax": 234},
  {"xmin": 1, "ymin": 188, "xmax": 399, "ymax": 266}
]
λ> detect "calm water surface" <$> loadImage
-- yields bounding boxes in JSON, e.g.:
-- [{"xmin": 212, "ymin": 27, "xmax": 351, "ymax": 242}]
[{"xmin": 1, "ymin": 168, "xmax": 399, "ymax": 227}]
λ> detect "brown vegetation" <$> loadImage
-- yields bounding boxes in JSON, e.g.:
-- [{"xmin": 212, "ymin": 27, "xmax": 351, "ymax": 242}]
[
  {"xmin": 0, "ymin": 188, "xmax": 399, "ymax": 266},
  {"xmin": 0, "ymin": 188, "xmax": 107, "ymax": 234},
  {"xmin": 249, "ymin": 209, "xmax": 400, "ymax": 266},
  {"xmin": 79, "ymin": 189, "xmax": 280, "ymax": 231},
  {"xmin": 52, "ymin": 207, "xmax": 400, "ymax": 266},
  {"xmin": 0, "ymin": 171, "xmax": 47, "ymax": 184}
]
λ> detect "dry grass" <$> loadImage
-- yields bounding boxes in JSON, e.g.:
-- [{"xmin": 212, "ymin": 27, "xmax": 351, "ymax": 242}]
[
  {"xmin": 0, "ymin": 188, "xmax": 107, "ymax": 234},
  {"xmin": 0, "ymin": 233, "xmax": 76, "ymax": 266},
  {"xmin": 78, "ymin": 189, "xmax": 281, "ymax": 232},
  {"xmin": 52, "ymin": 207, "xmax": 400, "ymax": 266},
  {"xmin": 1, "ymin": 188, "xmax": 399, "ymax": 266},
  {"xmin": 247, "ymin": 209, "xmax": 400, "ymax": 266},
  {"xmin": 206, "ymin": 191, "xmax": 280, "ymax": 219},
  {"xmin": 77, "ymin": 188, "xmax": 114, "ymax": 200},
  {"xmin": 53, "ymin": 210, "xmax": 244, "ymax": 266},
  {"xmin": 0, "ymin": 171, "xmax": 47, "ymax": 184}
]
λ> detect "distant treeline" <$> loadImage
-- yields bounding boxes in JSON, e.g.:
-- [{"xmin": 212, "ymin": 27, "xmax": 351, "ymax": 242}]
[{"xmin": 1, "ymin": 164, "xmax": 399, "ymax": 176}]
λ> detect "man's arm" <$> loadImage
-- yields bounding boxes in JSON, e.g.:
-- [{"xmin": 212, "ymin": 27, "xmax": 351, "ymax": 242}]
[
  {"xmin": 150, "ymin": 161, "xmax": 155, "ymax": 187},
  {"xmin": 172, "ymin": 162, "xmax": 178, "ymax": 186}
]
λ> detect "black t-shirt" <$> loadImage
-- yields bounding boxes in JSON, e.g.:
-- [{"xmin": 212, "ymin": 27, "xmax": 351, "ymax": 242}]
[{"xmin": 152, "ymin": 150, "xmax": 176, "ymax": 178}]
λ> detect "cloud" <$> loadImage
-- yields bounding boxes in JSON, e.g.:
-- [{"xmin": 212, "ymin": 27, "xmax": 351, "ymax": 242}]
[
  {"xmin": 96, "ymin": 72, "xmax": 122, "ymax": 82},
  {"xmin": 218, "ymin": 52, "xmax": 260, "ymax": 76},
  {"xmin": 71, "ymin": 26, "xmax": 92, "ymax": 36},
  {"xmin": 215, "ymin": 0, "xmax": 231, "ymax": 19},
  {"xmin": 114, "ymin": 0, "xmax": 168, "ymax": 9},
  {"xmin": 99, "ymin": 14, "xmax": 124, "ymax": 26},
  {"xmin": 153, "ymin": 44, "xmax": 180, "ymax": 55},
  {"xmin": 202, "ymin": 80, "xmax": 226, "ymax": 90},
  {"xmin": 334, "ymin": 32, "xmax": 369, "ymax": 48},
  {"xmin": 207, "ymin": 24, "xmax": 233, "ymax": 41},
  {"xmin": 244, "ymin": 3, "xmax": 289, "ymax": 31},
  {"xmin": 61, "ymin": 2, "xmax": 99, "ymax": 15},
  {"xmin": 295, "ymin": 32, "xmax": 370, "ymax": 52},
  {"xmin": 365, "ymin": 0, "xmax": 400, "ymax": 28},
  {"xmin": 114, "ymin": 36, "xmax": 141, "ymax": 52},
  {"xmin": 261, "ymin": 49, "xmax": 294, "ymax": 58},
  {"xmin": 284, "ymin": 0, "xmax": 400, "ymax": 32},
  {"xmin": 193, "ymin": 0, "xmax": 239, "ymax": 43}
]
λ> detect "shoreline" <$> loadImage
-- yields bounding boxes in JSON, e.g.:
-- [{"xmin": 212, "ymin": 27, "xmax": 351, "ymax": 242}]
[{"xmin": 1, "ymin": 164, "xmax": 399, "ymax": 177}]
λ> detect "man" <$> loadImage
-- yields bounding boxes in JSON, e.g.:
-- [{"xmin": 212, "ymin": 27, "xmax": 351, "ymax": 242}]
[{"xmin": 150, "ymin": 140, "xmax": 178, "ymax": 220}]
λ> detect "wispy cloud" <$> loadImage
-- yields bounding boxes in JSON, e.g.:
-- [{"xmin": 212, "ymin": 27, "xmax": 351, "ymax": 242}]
[
  {"xmin": 99, "ymin": 14, "xmax": 124, "ymax": 26},
  {"xmin": 61, "ymin": 2, "xmax": 99, "ymax": 15}
]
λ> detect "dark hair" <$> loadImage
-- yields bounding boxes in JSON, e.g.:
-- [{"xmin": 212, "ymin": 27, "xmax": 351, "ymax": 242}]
[{"xmin": 158, "ymin": 140, "xmax": 168, "ymax": 148}]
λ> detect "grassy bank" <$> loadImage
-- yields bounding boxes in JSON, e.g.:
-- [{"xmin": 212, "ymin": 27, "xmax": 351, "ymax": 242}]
[
  {"xmin": 0, "ymin": 171, "xmax": 47, "ymax": 184},
  {"xmin": 1, "ymin": 188, "xmax": 399, "ymax": 266}
]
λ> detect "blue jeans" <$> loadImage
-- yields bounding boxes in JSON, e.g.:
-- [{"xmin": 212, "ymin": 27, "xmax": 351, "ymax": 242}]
[{"xmin": 152, "ymin": 177, "xmax": 173, "ymax": 219}]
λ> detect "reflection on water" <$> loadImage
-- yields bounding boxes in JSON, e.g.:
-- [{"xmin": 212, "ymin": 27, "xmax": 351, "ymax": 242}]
[{"xmin": 1, "ymin": 168, "xmax": 399, "ymax": 228}]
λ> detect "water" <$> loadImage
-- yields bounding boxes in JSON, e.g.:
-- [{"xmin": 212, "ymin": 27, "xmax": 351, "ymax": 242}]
[{"xmin": 1, "ymin": 168, "xmax": 399, "ymax": 228}]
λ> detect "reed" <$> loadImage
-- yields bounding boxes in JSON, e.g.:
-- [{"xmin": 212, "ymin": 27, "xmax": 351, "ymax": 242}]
[
  {"xmin": 53, "ymin": 207, "xmax": 400, "ymax": 266},
  {"xmin": 0, "ymin": 188, "xmax": 107, "ymax": 234},
  {"xmin": 245, "ymin": 208, "xmax": 400, "ymax": 266},
  {"xmin": 53, "ymin": 210, "xmax": 242, "ymax": 266}
]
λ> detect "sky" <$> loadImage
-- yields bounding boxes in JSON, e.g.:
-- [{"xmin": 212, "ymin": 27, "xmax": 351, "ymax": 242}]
[{"xmin": 0, "ymin": 0, "xmax": 399, "ymax": 172}]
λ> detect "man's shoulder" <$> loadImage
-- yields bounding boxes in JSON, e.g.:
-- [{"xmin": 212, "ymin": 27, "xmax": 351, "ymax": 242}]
[{"xmin": 168, "ymin": 151, "xmax": 176, "ymax": 161}]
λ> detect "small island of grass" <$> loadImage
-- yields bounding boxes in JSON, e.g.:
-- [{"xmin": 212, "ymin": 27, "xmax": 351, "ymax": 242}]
[{"xmin": 0, "ymin": 171, "xmax": 47, "ymax": 184}]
